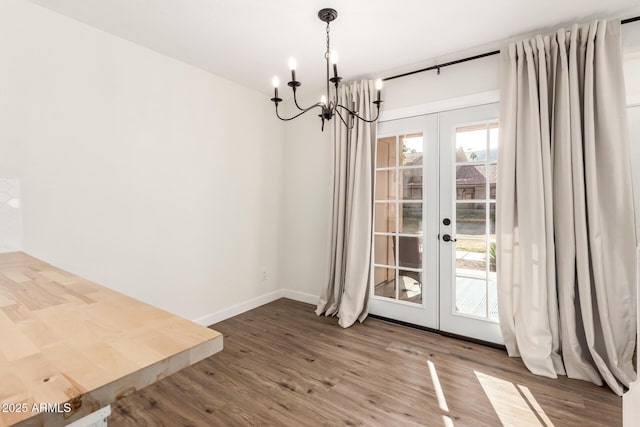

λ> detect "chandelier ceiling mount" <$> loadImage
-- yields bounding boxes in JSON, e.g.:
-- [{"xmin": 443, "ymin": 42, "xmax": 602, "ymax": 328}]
[{"xmin": 317, "ymin": 7, "xmax": 338, "ymax": 24}]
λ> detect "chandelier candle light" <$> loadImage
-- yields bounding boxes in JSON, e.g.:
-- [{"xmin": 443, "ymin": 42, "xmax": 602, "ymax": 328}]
[{"xmin": 270, "ymin": 8, "xmax": 383, "ymax": 131}]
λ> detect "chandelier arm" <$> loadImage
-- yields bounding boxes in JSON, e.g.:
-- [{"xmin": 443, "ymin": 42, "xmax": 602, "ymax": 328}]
[
  {"xmin": 335, "ymin": 103, "xmax": 381, "ymax": 123},
  {"xmin": 292, "ymin": 89, "xmax": 321, "ymax": 112},
  {"xmin": 275, "ymin": 103, "xmax": 324, "ymax": 121},
  {"xmin": 334, "ymin": 107, "xmax": 352, "ymax": 129}
]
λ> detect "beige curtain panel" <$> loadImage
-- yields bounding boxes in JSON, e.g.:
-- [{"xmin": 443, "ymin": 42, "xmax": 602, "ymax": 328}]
[
  {"xmin": 497, "ymin": 20, "xmax": 637, "ymax": 395},
  {"xmin": 316, "ymin": 80, "xmax": 376, "ymax": 328}
]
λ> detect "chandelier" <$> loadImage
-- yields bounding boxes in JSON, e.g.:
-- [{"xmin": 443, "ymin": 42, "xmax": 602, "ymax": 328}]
[{"xmin": 270, "ymin": 8, "xmax": 383, "ymax": 131}]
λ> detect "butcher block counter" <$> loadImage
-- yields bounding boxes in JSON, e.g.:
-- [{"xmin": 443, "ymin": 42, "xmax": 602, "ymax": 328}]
[{"xmin": 0, "ymin": 252, "xmax": 223, "ymax": 427}]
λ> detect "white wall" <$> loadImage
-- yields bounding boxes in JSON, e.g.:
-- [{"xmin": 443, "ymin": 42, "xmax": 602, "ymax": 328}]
[
  {"xmin": 0, "ymin": 178, "xmax": 21, "ymax": 252},
  {"xmin": 281, "ymin": 94, "xmax": 333, "ymax": 298},
  {"xmin": 0, "ymin": 0, "xmax": 284, "ymax": 322},
  {"xmin": 623, "ymin": 21, "xmax": 640, "ymax": 105},
  {"xmin": 382, "ymin": 55, "xmax": 500, "ymax": 111}
]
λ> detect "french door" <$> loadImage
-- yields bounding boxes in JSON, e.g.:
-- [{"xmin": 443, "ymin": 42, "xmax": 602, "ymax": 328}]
[
  {"xmin": 370, "ymin": 114, "xmax": 439, "ymax": 328},
  {"xmin": 370, "ymin": 103, "xmax": 502, "ymax": 344}
]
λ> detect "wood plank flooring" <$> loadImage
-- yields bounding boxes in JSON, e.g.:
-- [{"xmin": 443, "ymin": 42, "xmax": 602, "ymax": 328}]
[{"xmin": 108, "ymin": 299, "xmax": 621, "ymax": 426}]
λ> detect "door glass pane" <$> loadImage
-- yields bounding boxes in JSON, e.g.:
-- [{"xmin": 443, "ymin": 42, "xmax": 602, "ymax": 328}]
[
  {"xmin": 400, "ymin": 203, "xmax": 422, "ymax": 234},
  {"xmin": 456, "ymin": 203, "xmax": 485, "ymax": 237},
  {"xmin": 376, "ymin": 136, "xmax": 397, "ymax": 168},
  {"xmin": 397, "ymin": 236, "xmax": 422, "ymax": 270},
  {"xmin": 375, "ymin": 203, "xmax": 396, "ymax": 233},
  {"xmin": 374, "ymin": 235, "xmax": 394, "ymax": 266},
  {"xmin": 374, "ymin": 125, "xmax": 428, "ymax": 308},
  {"xmin": 375, "ymin": 170, "xmax": 397, "ymax": 200},
  {"xmin": 452, "ymin": 118, "xmax": 498, "ymax": 323},
  {"xmin": 488, "ymin": 165, "xmax": 497, "ymax": 200},
  {"xmin": 489, "ymin": 240, "xmax": 497, "ymax": 272},
  {"xmin": 401, "ymin": 133, "xmax": 423, "ymax": 166},
  {"xmin": 456, "ymin": 276, "xmax": 487, "ymax": 318},
  {"xmin": 400, "ymin": 168, "xmax": 422, "ymax": 200},
  {"xmin": 456, "ymin": 124, "xmax": 487, "ymax": 162},
  {"xmin": 456, "ymin": 164, "xmax": 486, "ymax": 200},
  {"xmin": 374, "ymin": 267, "xmax": 396, "ymax": 299},
  {"xmin": 455, "ymin": 239, "xmax": 486, "ymax": 275},
  {"xmin": 489, "ymin": 202, "xmax": 496, "ymax": 235},
  {"xmin": 489, "ymin": 122, "xmax": 499, "ymax": 162},
  {"xmin": 398, "ymin": 270, "xmax": 422, "ymax": 303},
  {"xmin": 488, "ymin": 280, "xmax": 498, "ymax": 321}
]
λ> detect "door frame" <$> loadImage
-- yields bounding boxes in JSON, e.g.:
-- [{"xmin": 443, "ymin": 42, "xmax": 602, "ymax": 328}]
[
  {"xmin": 379, "ymin": 91, "xmax": 499, "ymax": 122},
  {"xmin": 370, "ymin": 92, "xmax": 502, "ymax": 343}
]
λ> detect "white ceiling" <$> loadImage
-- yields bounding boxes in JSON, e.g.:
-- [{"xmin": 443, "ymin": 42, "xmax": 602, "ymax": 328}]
[{"xmin": 25, "ymin": 0, "xmax": 640, "ymax": 94}]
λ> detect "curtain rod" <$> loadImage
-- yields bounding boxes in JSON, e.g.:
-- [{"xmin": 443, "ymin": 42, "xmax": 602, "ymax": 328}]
[{"xmin": 383, "ymin": 15, "xmax": 640, "ymax": 82}]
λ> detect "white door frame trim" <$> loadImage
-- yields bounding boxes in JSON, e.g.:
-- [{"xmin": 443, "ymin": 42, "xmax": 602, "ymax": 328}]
[{"xmin": 379, "ymin": 90, "xmax": 500, "ymax": 123}]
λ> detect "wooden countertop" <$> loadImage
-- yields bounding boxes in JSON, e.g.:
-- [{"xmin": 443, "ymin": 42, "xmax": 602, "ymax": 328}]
[{"xmin": 0, "ymin": 252, "xmax": 223, "ymax": 427}]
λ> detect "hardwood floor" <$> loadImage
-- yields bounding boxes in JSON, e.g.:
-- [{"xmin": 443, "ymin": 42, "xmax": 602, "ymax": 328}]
[{"xmin": 108, "ymin": 299, "xmax": 621, "ymax": 426}]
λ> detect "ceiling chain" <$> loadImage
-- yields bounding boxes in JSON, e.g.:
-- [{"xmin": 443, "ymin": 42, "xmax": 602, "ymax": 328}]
[{"xmin": 325, "ymin": 22, "xmax": 331, "ymax": 59}]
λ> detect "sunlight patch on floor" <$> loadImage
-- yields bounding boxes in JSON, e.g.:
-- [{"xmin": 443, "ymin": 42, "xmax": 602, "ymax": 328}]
[
  {"xmin": 517, "ymin": 384, "xmax": 554, "ymax": 426},
  {"xmin": 428, "ymin": 360, "xmax": 449, "ymax": 412},
  {"xmin": 474, "ymin": 371, "xmax": 554, "ymax": 427},
  {"xmin": 443, "ymin": 415, "xmax": 454, "ymax": 426},
  {"xmin": 428, "ymin": 360, "xmax": 456, "ymax": 426}
]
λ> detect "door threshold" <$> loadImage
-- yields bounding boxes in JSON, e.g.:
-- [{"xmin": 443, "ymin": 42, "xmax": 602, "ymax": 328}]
[{"xmin": 368, "ymin": 314, "xmax": 506, "ymax": 351}]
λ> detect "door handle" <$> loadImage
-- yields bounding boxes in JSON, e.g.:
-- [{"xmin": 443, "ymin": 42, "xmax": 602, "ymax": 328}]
[{"xmin": 442, "ymin": 234, "xmax": 457, "ymax": 242}]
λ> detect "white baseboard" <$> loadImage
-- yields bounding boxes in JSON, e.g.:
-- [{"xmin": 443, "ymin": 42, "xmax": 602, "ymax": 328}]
[
  {"xmin": 281, "ymin": 289, "xmax": 320, "ymax": 305},
  {"xmin": 192, "ymin": 288, "xmax": 320, "ymax": 327},
  {"xmin": 193, "ymin": 289, "xmax": 283, "ymax": 326}
]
